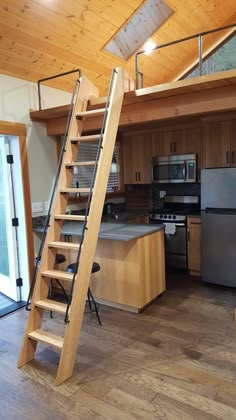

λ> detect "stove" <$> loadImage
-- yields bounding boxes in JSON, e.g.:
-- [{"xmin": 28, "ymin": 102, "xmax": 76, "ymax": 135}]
[{"xmin": 150, "ymin": 195, "xmax": 200, "ymax": 269}]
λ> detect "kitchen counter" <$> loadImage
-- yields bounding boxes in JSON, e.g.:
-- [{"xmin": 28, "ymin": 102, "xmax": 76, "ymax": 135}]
[
  {"xmin": 33, "ymin": 219, "xmax": 165, "ymax": 312},
  {"xmin": 34, "ymin": 220, "xmax": 163, "ymax": 242}
]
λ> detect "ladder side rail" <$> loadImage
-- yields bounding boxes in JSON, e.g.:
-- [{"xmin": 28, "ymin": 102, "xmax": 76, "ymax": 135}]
[
  {"xmin": 55, "ymin": 67, "xmax": 125, "ymax": 385},
  {"xmin": 25, "ymin": 78, "xmax": 80, "ymax": 311},
  {"xmin": 17, "ymin": 77, "xmax": 100, "ymax": 369},
  {"xmin": 64, "ymin": 69, "xmax": 118, "ymax": 323}
]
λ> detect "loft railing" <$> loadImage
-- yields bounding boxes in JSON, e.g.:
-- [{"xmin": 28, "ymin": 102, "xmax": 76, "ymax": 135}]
[
  {"xmin": 135, "ymin": 23, "xmax": 236, "ymax": 89},
  {"xmin": 37, "ymin": 68, "xmax": 82, "ymax": 110}
]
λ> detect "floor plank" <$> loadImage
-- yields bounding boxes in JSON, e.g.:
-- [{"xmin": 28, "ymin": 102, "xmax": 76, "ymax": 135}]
[{"xmin": 0, "ymin": 272, "xmax": 236, "ymax": 419}]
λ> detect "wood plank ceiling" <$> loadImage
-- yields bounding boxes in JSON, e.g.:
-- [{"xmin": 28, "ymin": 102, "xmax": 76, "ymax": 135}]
[{"xmin": 0, "ymin": 0, "xmax": 235, "ymax": 96}]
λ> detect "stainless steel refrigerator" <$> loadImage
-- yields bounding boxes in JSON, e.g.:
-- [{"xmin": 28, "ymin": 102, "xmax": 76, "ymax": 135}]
[{"xmin": 201, "ymin": 168, "xmax": 236, "ymax": 287}]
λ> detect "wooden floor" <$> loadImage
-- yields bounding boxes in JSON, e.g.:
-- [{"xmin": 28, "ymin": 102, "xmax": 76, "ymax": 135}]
[{"xmin": 1, "ymin": 273, "xmax": 236, "ymax": 419}]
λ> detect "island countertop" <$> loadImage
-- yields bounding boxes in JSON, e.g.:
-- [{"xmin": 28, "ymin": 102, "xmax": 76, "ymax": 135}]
[{"xmin": 34, "ymin": 221, "xmax": 164, "ymax": 242}]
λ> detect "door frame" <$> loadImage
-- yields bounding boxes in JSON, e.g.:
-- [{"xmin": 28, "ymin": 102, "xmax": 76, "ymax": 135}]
[{"xmin": 0, "ymin": 121, "xmax": 34, "ymax": 294}]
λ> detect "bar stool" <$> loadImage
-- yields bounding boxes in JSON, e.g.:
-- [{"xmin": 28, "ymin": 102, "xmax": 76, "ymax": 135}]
[{"xmin": 67, "ymin": 261, "xmax": 102, "ymax": 326}]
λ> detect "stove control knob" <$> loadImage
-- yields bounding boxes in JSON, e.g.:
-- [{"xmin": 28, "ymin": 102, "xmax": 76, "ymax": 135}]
[
  {"xmin": 164, "ymin": 215, "xmax": 167, "ymax": 219},
  {"xmin": 160, "ymin": 214, "xmax": 163, "ymax": 218},
  {"xmin": 173, "ymin": 215, "xmax": 176, "ymax": 219},
  {"xmin": 168, "ymin": 215, "xmax": 172, "ymax": 219}
]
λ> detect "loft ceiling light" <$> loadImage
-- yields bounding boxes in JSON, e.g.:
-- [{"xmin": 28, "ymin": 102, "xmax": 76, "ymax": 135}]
[
  {"xmin": 103, "ymin": 0, "xmax": 173, "ymax": 60},
  {"xmin": 143, "ymin": 40, "xmax": 157, "ymax": 55}
]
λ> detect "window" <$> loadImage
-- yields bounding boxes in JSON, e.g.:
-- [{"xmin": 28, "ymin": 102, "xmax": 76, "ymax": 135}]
[{"xmin": 71, "ymin": 142, "xmax": 120, "ymax": 195}]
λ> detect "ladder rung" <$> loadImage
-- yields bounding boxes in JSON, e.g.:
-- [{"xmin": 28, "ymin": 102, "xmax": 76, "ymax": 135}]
[
  {"xmin": 71, "ymin": 134, "xmax": 102, "ymax": 142},
  {"xmin": 54, "ymin": 214, "xmax": 86, "ymax": 221},
  {"xmin": 76, "ymin": 108, "xmax": 106, "ymax": 119},
  {"xmin": 41, "ymin": 270, "xmax": 73, "ymax": 282},
  {"xmin": 65, "ymin": 161, "xmax": 96, "ymax": 167},
  {"xmin": 60, "ymin": 188, "xmax": 91, "ymax": 194},
  {"xmin": 48, "ymin": 241, "xmax": 80, "ymax": 251},
  {"xmin": 28, "ymin": 329, "xmax": 64, "ymax": 350},
  {"xmin": 34, "ymin": 299, "xmax": 67, "ymax": 314}
]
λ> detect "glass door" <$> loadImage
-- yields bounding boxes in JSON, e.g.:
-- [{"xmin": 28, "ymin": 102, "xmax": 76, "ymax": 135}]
[{"xmin": 0, "ymin": 136, "xmax": 20, "ymax": 301}]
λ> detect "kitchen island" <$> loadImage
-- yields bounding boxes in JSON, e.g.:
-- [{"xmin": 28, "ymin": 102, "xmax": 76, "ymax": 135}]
[{"xmin": 34, "ymin": 221, "xmax": 165, "ymax": 312}]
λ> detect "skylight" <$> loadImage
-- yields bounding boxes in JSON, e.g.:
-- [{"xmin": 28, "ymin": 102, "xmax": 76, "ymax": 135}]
[{"xmin": 103, "ymin": 0, "xmax": 173, "ymax": 60}]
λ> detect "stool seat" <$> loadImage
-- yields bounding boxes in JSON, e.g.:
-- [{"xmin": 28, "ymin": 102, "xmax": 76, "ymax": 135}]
[
  {"xmin": 35, "ymin": 253, "xmax": 66, "ymax": 265},
  {"xmin": 67, "ymin": 261, "xmax": 100, "ymax": 274}
]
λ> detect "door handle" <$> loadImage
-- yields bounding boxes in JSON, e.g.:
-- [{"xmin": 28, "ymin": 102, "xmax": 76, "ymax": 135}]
[
  {"xmin": 188, "ymin": 230, "xmax": 190, "ymax": 242},
  {"xmin": 232, "ymin": 151, "xmax": 235, "ymax": 164}
]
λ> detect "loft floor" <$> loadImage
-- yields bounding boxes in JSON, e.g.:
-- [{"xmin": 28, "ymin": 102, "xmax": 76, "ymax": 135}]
[{"xmin": 1, "ymin": 273, "xmax": 236, "ymax": 418}]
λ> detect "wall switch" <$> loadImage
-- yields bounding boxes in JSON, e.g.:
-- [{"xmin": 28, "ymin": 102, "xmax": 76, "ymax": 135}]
[
  {"xmin": 44, "ymin": 201, "xmax": 50, "ymax": 211},
  {"xmin": 32, "ymin": 202, "xmax": 43, "ymax": 213},
  {"xmin": 160, "ymin": 190, "xmax": 166, "ymax": 198}
]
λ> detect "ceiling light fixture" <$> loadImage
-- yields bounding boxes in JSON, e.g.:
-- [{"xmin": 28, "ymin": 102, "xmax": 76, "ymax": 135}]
[{"xmin": 143, "ymin": 40, "xmax": 156, "ymax": 55}]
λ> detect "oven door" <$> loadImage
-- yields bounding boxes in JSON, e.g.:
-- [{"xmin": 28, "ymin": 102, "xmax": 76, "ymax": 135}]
[
  {"xmin": 165, "ymin": 223, "xmax": 187, "ymax": 269},
  {"xmin": 153, "ymin": 161, "xmax": 186, "ymax": 183}
]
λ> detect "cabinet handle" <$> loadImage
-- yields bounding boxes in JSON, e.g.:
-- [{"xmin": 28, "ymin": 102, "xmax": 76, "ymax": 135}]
[
  {"xmin": 170, "ymin": 142, "xmax": 173, "ymax": 153},
  {"xmin": 188, "ymin": 230, "xmax": 190, "ymax": 242},
  {"xmin": 226, "ymin": 151, "xmax": 230, "ymax": 164},
  {"xmin": 232, "ymin": 151, "xmax": 235, "ymax": 164},
  {"xmin": 139, "ymin": 172, "xmax": 141, "ymax": 181},
  {"xmin": 174, "ymin": 142, "xmax": 176, "ymax": 153},
  {"xmin": 135, "ymin": 172, "xmax": 138, "ymax": 182}
]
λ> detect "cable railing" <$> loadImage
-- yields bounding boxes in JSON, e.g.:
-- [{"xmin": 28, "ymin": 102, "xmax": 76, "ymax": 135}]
[
  {"xmin": 37, "ymin": 68, "xmax": 82, "ymax": 110},
  {"xmin": 135, "ymin": 23, "xmax": 236, "ymax": 89}
]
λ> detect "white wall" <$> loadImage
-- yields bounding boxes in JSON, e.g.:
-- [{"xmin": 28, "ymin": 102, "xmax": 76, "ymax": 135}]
[{"xmin": 0, "ymin": 74, "xmax": 71, "ymax": 214}]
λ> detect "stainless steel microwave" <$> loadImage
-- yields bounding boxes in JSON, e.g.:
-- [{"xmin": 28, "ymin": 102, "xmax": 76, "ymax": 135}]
[{"xmin": 152, "ymin": 154, "xmax": 197, "ymax": 183}]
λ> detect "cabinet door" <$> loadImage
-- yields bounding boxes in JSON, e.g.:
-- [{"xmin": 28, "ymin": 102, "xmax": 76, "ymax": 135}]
[
  {"xmin": 204, "ymin": 121, "xmax": 231, "ymax": 168},
  {"xmin": 123, "ymin": 134, "xmax": 151, "ymax": 184},
  {"xmin": 152, "ymin": 129, "xmax": 185, "ymax": 156},
  {"xmin": 187, "ymin": 218, "xmax": 201, "ymax": 274},
  {"xmin": 230, "ymin": 120, "xmax": 236, "ymax": 167},
  {"xmin": 184, "ymin": 126, "xmax": 202, "ymax": 179}
]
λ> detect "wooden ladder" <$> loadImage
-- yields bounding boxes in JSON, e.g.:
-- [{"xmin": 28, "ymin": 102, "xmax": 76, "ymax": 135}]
[{"xmin": 18, "ymin": 67, "xmax": 125, "ymax": 385}]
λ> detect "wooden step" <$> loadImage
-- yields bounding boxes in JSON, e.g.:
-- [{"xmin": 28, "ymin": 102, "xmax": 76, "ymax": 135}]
[
  {"xmin": 60, "ymin": 188, "xmax": 91, "ymax": 194},
  {"xmin": 65, "ymin": 161, "xmax": 96, "ymax": 167},
  {"xmin": 28, "ymin": 329, "xmax": 64, "ymax": 350},
  {"xmin": 34, "ymin": 299, "xmax": 67, "ymax": 314},
  {"xmin": 54, "ymin": 214, "xmax": 86, "ymax": 222},
  {"xmin": 48, "ymin": 241, "xmax": 80, "ymax": 251},
  {"xmin": 76, "ymin": 108, "xmax": 106, "ymax": 119},
  {"xmin": 70, "ymin": 134, "xmax": 102, "ymax": 143},
  {"xmin": 41, "ymin": 270, "xmax": 73, "ymax": 282}
]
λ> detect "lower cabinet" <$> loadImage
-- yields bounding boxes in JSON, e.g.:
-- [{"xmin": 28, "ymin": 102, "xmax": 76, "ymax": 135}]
[{"xmin": 187, "ymin": 217, "xmax": 201, "ymax": 275}]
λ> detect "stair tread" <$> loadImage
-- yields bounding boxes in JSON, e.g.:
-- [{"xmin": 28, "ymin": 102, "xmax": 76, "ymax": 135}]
[
  {"xmin": 34, "ymin": 299, "xmax": 67, "ymax": 314},
  {"xmin": 41, "ymin": 270, "xmax": 73, "ymax": 281},
  {"xmin": 70, "ymin": 134, "xmax": 102, "ymax": 142},
  {"xmin": 60, "ymin": 188, "xmax": 91, "ymax": 193},
  {"xmin": 54, "ymin": 214, "xmax": 86, "ymax": 221},
  {"xmin": 65, "ymin": 161, "xmax": 96, "ymax": 167},
  {"xmin": 48, "ymin": 241, "xmax": 80, "ymax": 250},
  {"xmin": 76, "ymin": 108, "xmax": 106, "ymax": 118},
  {"xmin": 28, "ymin": 329, "xmax": 64, "ymax": 349}
]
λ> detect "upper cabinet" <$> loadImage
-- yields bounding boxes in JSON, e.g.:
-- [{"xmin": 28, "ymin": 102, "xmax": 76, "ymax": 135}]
[
  {"xmin": 152, "ymin": 129, "xmax": 185, "ymax": 156},
  {"xmin": 204, "ymin": 120, "xmax": 231, "ymax": 168},
  {"xmin": 123, "ymin": 134, "xmax": 152, "ymax": 184}
]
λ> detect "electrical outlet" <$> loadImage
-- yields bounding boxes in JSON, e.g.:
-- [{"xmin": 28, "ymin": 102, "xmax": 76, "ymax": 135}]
[
  {"xmin": 160, "ymin": 190, "xmax": 166, "ymax": 198},
  {"xmin": 44, "ymin": 201, "xmax": 50, "ymax": 211},
  {"xmin": 32, "ymin": 202, "xmax": 43, "ymax": 213}
]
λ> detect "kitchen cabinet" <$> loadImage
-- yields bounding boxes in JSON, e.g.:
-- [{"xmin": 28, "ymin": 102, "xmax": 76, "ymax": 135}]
[
  {"xmin": 123, "ymin": 134, "xmax": 152, "ymax": 184},
  {"xmin": 204, "ymin": 120, "xmax": 231, "ymax": 168},
  {"xmin": 187, "ymin": 217, "xmax": 201, "ymax": 276},
  {"xmin": 152, "ymin": 129, "xmax": 185, "ymax": 156},
  {"xmin": 128, "ymin": 215, "xmax": 149, "ymax": 224}
]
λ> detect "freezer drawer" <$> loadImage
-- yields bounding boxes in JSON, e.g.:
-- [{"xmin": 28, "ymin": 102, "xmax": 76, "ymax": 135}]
[{"xmin": 201, "ymin": 212, "xmax": 236, "ymax": 286}]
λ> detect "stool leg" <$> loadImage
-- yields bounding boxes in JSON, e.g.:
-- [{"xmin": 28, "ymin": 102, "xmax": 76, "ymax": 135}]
[
  {"xmin": 87, "ymin": 289, "xmax": 92, "ymax": 310},
  {"xmin": 88, "ymin": 287, "xmax": 102, "ymax": 326}
]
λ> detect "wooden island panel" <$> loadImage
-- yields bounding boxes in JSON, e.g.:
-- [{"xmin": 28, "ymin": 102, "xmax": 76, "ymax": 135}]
[{"xmin": 90, "ymin": 229, "xmax": 165, "ymax": 312}]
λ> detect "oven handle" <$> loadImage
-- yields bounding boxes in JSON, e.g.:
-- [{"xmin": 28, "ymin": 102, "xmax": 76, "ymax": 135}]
[{"xmin": 175, "ymin": 223, "xmax": 186, "ymax": 227}]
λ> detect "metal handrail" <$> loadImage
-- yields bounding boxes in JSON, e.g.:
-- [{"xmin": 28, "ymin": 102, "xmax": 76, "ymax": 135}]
[
  {"xmin": 135, "ymin": 23, "xmax": 236, "ymax": 89},
  {"xmin": 37, "ymin": 68, "xmax": 81, "ymax": 110},
  {"xmin": 64, "ymin": 68, "xmax": 118, "ymax": 323},
  {"xmin": 26, "ymin": 76, "xmax": 80, "ymax": 311}
]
